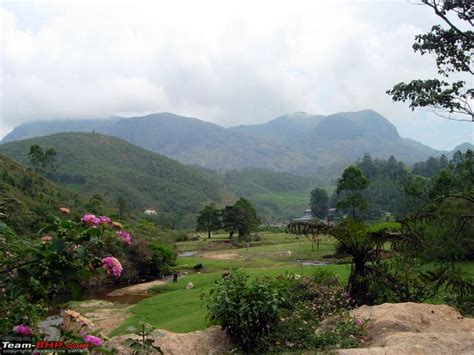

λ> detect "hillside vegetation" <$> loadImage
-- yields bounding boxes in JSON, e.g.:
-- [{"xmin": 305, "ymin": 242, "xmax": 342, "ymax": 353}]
[
  {"xmin": 0, "ymin": 154, "xmax": 83, "ymax": 236},
  {"xmin": 0, "ymin": 133, "xmax": 233, "ymax": 228}
]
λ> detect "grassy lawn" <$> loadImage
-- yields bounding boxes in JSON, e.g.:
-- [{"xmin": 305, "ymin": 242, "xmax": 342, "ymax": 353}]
[
  {"xmin": 111, "ymin": 264, "xmax": 351, "ymax": 336},
  {"xmin": 110, "ymin": 232, "xmax": 350, "ymax": 335},
  {"xmin": 109, "ymin": 231, "xmax": 474, "ymax": 336}
]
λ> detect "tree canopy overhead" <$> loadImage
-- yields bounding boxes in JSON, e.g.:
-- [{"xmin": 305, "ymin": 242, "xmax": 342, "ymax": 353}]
[{"xmin": 387, "ymin": 0, "xmax": 473, "ymax": 122}]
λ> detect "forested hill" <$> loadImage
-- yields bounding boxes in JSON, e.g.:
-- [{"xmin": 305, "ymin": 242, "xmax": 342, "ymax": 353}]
[
  {"xmin": 0, "ymin": 154, "xmax": 83, "ymax": 236},
  {"xmin": 0, "ymin": 133, "xmax": 234, "ymax": 228},
  {"xmin": 2, "ymin": 110, "xmax": 447, "ymax": 174}
]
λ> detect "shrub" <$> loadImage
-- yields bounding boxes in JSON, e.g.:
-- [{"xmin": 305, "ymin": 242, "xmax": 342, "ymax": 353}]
[
  {"xmin": 203, "ymin": 270, "xmax": 288, "ymax": 352},
  {"xmin": 0, "ymin": 212, "xmax": 129, "ymax": 337},
  {"xmin": 445, "ymin": 291, "xmax": 474, "ymax": 317},
  {"xmin": 124, "ymin": 239, "xmax": 176, "ymax": 280},
  {"xmin": 204, "ymin": 270, "xmax": 364, "ymax": 353}
]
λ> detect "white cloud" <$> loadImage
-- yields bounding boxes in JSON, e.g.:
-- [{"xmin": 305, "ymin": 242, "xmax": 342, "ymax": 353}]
[{"xmin": 0, "ymin": 0, "xmax": 472, "ymax": 150}]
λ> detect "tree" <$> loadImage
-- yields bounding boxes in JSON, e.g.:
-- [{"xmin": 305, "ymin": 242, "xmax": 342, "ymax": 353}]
[
  {"xmin": 27, "ymin": 145, "xmax": 57, "ymax": 177},
  {"xmin": 336, "ymin": 165, "xmax": 369, "ymax": 219},
  {"xmin": 28, "ymin": 145, "xmax": 45, "ymax": 173},
  {"xmin": 233, "ymin": 198, "xmax": 260, "ymax": 239},
  {"xmin": 196, "ymin": 204, "xmax": 222, "ymax": 239},
  {"xmin": 288, "ymin": 220, "xmax": 401, "ymax": 305},
  {"xmin": 43, "ymin": 148, "xmax": 57, "ymax": 176},
  {"xmin": 387, "ymin": 0, "xmax": 473, "ymax": 122},
  {"xmin": 310, "ymin": 188, "xmax": 329, "ymax": 219},
  {"xmin": 116, "ymin": 196, "xmax": 129, "ymax": 218},
  {"xmin": 221, "ymin": 205, "xmax": 237, "ymax": 238}
]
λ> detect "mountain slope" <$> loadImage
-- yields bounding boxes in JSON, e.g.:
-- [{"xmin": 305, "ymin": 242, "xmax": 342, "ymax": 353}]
[
  {"xmin": 0, "ymin": 154, "xmax": 83, "ymax": 236},
  {"xmin": 220, "ymin": 168, "xmax": 323, "ymax": 222},
  {"xmin": 97, "ymin": 113, "xmax": 317, "ymax": 173},
  {"xmin": 2, "ymin": 110, "xmax": 441, "ymax": 174},
  {"xmin": 233, "ymin": 110, "xmax": 439, "ymax": 165},
  {"xmin": 0, "ymin": 133, "xmax": 233, "ymax": 227}
]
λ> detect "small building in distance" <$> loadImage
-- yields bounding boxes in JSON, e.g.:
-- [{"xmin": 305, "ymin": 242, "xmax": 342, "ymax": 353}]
[
  {"xmin": 144, "ymin": 209, "xmax": 157, "ymax": 216},
  {"xmin": 294, "ymin": 208, "xmax": 314, "ymax": 221}
]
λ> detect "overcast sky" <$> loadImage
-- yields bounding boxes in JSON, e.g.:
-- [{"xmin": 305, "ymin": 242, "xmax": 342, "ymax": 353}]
[{"xmin": 0, "ymin": 0, "xmax": 472, "ymax": 150}]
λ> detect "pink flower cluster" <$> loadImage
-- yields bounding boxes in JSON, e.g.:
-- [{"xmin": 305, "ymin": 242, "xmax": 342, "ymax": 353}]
[
  {"xmin": 81, "ymin": 214, "xmax": 112, "ymax": 227},
  {"xmin": 116, "ymin": 230, "xmax": 132, "ymax": 245},
  {"xmin": 14, "ymin": 324, "xmax": 31, "ymax": 336},
  {"xmin": 83, "ymin": 335, "xmax": 102, "ymax": 346},
  {"xmin": 101, "ymin": 256, "xmax": 123, "ymax": 277}
]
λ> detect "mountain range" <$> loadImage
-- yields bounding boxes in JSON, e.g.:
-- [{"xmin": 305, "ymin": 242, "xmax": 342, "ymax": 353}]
[{"xmin": 4, "ymin": 109, "xmax": 466, "ymax": 176}]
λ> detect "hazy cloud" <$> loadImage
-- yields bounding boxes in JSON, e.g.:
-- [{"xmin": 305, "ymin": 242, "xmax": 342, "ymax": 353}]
[{"xmin": 0, "ymin": 0, "xmax": 472, "ymax": 149}]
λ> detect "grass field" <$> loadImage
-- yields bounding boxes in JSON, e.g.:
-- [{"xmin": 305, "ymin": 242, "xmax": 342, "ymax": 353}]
[
  {"xmin": 109, "ymin": 231, "xmax": 474, "ymax": 336},
  {"xmin": 110, "ymin": 232, "xmax": 350, "ymax": 335}
]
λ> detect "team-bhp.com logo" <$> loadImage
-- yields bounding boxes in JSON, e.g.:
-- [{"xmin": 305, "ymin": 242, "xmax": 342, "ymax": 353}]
[{"xmin": 1, "ymin": 340, "xmax": 90, "ymax": 353}]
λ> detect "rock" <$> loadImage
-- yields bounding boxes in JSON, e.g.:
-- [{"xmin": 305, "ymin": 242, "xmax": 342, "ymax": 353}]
[
  {"xmin": 108, "ymin": 326, "xmax": 232, "ymax": 355},
  {"xmin": 107, "ymin": 279, "xmax": 167, "ymax": 296},
  {"xmin": 39, "ymin": 315, "xmax": 63, "ymax": 340},
  {"xmin": 186, "ymin": 282, "xmax": 194, "ymax": 289},
  {"xmin": 338, "ymin": 302, "xmax": 474, "ymax": 355}
]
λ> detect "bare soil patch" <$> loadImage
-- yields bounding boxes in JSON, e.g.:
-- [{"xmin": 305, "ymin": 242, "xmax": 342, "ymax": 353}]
[{"xmin": 200, "ymin": 252, "xmax": 242, "ymax": 260}]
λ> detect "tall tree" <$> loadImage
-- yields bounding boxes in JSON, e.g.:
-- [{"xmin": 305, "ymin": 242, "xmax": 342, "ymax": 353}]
[
  {"xmin": 28, "ymin": 145, "xmax": 45, "ymax": 173},
  {"xmin": 116, "ymin": 196, "xmax": 128, "ymax": 218},
  {"xmin": 387, "ymin": 0, "xmax": 473, "ymax": 122},
  {"xmin": 221, "ymin": 205, "xmax": 237, "ymax": 238},
  {"xmin": 310, "ymin": 188, "xmax": 329, "ymax": 219},
  {"xmin": 228, "ymin": 198, "xmax": 260, "ymax": 239},
  {"xmin": 43, "ymin": 148, "xmax": 57, "ymax": 176},
  {"xmin": 336, "ymin": 165, "xmax": 369, "ymax": 219},
  {"xmin": 196, "ymin": 204, "xmax": 222, "ymax": 239}
]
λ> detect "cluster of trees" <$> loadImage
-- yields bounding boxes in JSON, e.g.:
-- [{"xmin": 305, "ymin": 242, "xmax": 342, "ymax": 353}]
[
  {"xmin": 412, "ymin": 154, "xmax": 449, "ymax": 177},
  {"xmin": 28, "ymin": 144, "xmax": 58, "ymax": 177},
  {"xmin": 292, "ymin": 149, "xmax": 473, "ymax": 310},
  {"xmin": 196, "ymin": 198, "xmax": 260, "ymax": 239},
  {"xmin": 310, "ymin": 153, "xmax": 466, "ymax": 221}
]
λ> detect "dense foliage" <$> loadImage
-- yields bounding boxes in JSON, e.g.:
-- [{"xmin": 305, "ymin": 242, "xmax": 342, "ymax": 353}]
[
  {"xmin": 196, "ymin": 204, "xmax": 222, "ymax": 238},
  {"xmin": 387, "ymin": 0, "xmax": 473, "ymax": 121},
  {"xmin": 0, "ymin": 210, "xmax": 130, "ymax": 338},
  {"xmin": 0, "ymin": 154, "xmax": 83, "ymax": 236},
  {"xmin": 336, "ymin": 165, "xmax": 369, "ymax": 219},
  {"xmin": 204, "ymin": 270, "xmax": 366, "ymax": 353},
  {"xmin": 310, "ymin": 187, "xmax": 329, "ymax": 219},
  {"xmin": 0, "ymin": 133, "xmax": 229, "ymax": 228}
]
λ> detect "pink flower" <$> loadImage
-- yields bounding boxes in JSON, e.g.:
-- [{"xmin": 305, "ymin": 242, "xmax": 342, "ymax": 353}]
[
  {"xmin": 116, "ymin": 230, "xmax": 132, "ymax": 245},
  {"xmin": 83, "ymin": 335, "xmax": 102, "ymax": 346},
  {"xmin": 98, "ymin": 216, "xmax": 112, "ymax": 225},
  {"xmin": 14, "ymin": 324, "xmax": 31, "ymax": 336},
  {"xmin": 81, "ymin": 214, "xmax": 100, "ymax": 226},
  {"xmin": 101, "ymin": 257, "xmax": 123, "ymax": 277},
  {"xmin": 356, "ymin": 319, "xmax": 364, "ymax": 326}
]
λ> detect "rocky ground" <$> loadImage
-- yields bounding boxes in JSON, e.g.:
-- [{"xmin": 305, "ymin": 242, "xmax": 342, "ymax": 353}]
[
  {"xmin": 339, "ymin": 302, "xmax": 474, "ymax": 355},
  {"xmin": 103, "ymin": 302, "xmax": 474, "ymax": 354}
]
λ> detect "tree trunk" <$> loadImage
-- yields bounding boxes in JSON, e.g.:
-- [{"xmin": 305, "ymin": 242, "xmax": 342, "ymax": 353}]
[
  {"xmin": 348, "ymin": 260, "xmax": 371, "ymax": 305},
  {"xmin": 208, "ymin": 230, "xmax": 211, "ymax": 239}
]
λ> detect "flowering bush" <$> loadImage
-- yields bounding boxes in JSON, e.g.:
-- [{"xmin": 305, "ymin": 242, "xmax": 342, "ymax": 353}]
[
  {"xmin": 83, "ymin": 334, "xmax": 103, "ymax": 346},
  {"xmin": 0, "ymin": 209, "xmax": 131, "ymax": 337},
  {"xmin": 204, "ymin": 269, "xmax": 366, "ymax": 353},
  {"xmin": 102, "ymin": 256, "xmax": 123, "ymax": 278}
]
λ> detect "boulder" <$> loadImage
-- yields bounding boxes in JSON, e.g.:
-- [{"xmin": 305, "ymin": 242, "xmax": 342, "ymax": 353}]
[
  {"xmin": 108, "ymin": 326, "xmax": 232, "ymax": 355},
  {"xmin": 339, "ymin": 302, "xmax": 474, "ymax": 355}
]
